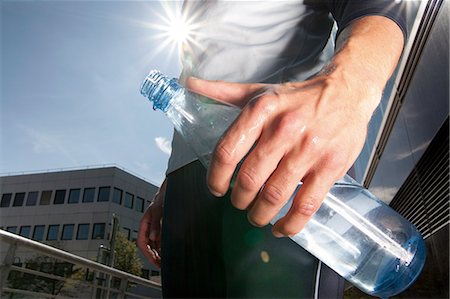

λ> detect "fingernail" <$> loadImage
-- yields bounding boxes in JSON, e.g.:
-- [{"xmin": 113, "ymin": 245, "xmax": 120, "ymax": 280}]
[
  {"xmin": 209, "ymin": 188, "xmax": 224, "ymax": 197},
  {"xmin": 273, "ymin": 230, "xmax": 284, "ymax": 238},
  {"xmin": 247, "ymin": 214, "xmax": 261, "ymax": 227}
]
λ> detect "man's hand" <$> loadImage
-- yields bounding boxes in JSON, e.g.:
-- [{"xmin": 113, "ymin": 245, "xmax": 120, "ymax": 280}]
[
  {"xmin": 137, "ymin": 179, "xmax": 166, "ymax": 268},
  {"xmin": 186, "ymin": 16, "xmax": 404, "ymax": 237}
]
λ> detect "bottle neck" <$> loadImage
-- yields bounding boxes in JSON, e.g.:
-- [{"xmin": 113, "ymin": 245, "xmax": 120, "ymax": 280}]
[{"xmin": 140, "ymin": 70, "xmax": 182, "ymax": 112}]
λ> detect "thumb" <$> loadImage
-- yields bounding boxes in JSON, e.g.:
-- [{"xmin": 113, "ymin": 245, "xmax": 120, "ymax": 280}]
[{"xmin": 185, "ymin": 77, "xmax": 266, "ymax": 108}]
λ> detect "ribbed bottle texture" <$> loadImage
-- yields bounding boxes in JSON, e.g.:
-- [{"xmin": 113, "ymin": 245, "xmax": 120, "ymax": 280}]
[{"xmin": 140, "ymin": 70, "xmax": 426, "ymax": 298}]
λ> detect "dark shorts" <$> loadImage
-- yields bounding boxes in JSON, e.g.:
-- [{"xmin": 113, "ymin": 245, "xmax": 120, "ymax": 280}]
[{"xmin": 161, "ymin": 160, "xmax": 344, "ymax": 298}]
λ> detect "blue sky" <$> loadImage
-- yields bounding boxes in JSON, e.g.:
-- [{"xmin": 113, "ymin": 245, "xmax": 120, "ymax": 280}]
[{"xmin": 1, "ymin": 1, "xmax": 183, "ymax": 185}]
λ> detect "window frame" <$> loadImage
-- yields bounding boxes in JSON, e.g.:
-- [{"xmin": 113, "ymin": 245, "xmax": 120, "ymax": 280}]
[
  {"xmin": 12, "ymin": 193, "xmax": 26, "ymax": 207},
  {"xmin": 47, "ymin": 224, "xmax": 60, "ymax": 241},
  {"xmin": 32, "ymin": 225, "xmax": 45, "ymax": 241},
  {"xmin": 97, "ymin": 186, "xmax": 111, "ymax": 202},
  {"xmin": 1, "ymin": 193, "xmax": 12, "ymax": 208},
  {"xmin": 53, "ymin": 189, "xmax": 66, "ymax": 205},
  {"xmin": 92, "ymin": 223, "xmax": 106, "ymax": 240},
  {"xmin": 61, "ymin": 224, "xmax": 75, "ymax": 240},
  {"xmin": 82, "ymin": 188, "xmax": 95, "ymax": 203},
  {"xmin": 40, "ymin": 190, "xmax": 53, "ymax": 205},
  {"xmin": 26, "ymin": 191, "xmax": 39, "ymax": 206},
  {"xmin": 68, "ymin": 188, "xmax": 81, "ymax": 204},
  {"xmin": 76, "ymin": 223, "xmax": 90, "ymax": 240}
]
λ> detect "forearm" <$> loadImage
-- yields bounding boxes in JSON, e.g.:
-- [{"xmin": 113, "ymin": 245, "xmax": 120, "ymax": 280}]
[{"xmin": 323, "ymin": 16, "xmax": 404, "ymax": 120}]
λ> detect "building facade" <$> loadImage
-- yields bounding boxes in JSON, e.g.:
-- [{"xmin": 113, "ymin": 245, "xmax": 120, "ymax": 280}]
[
  {"xmin": 351, "ymin": 0, "xmax": 449, "ymax": 297},
  {"xmin": 0, "ymin": 166, "xmax": 159, "ymax": 278}
]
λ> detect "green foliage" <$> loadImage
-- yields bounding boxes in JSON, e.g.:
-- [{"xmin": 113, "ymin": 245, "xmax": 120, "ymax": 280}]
[{"xmin": 113, "ymin": 231, "xmax": 143, "ymax": 277}]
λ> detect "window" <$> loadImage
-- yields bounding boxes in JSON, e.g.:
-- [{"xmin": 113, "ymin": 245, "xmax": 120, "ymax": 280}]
[
  {"xmin": 19, "ymin": 226, "xmax": 31, "ymax": 238},
  {"xmin": 47, "ymin": 225, "xmax": 59, "ymax": 240},
  {"xmin": 26, "ymin": 192, "xmax": 39, "ymax": 206},
  {"xmin": 54, "ymin": 190, "xmax": 66, "ymax": 204},
  {"xmin": 82, "ymin": 188, "xmax": 95, "ymax": 203},
  {"xmin": 6, "ymin": 226, "xmax": 17, "ymax": 233},
  {"xmin": 40, "ymin": 191, "xmax": 52, "ymax": 205},
  {"xmin": 132, "ymin": 230, "xmax": 138, "ymax": 242},
  {"xmin": 76, "ymin": 224, "xmax": 90, "ymax": 240},
  {"xmin": 32, "ymin": 225, "xmax": 45, "ymax": 241},
  {"xmin": 122, "ymin": 227, "xmax": 131, "ymax": 240},
  {"xmin": 151, "ymin": 270, "xmax": 160, "ymax": 276},
  {"xmin": 67, "ymin": 189, "xmax": 80, "ymax": 204},
  {"xmin": 92, "ymin": 223, "xmax": 105, "ymax": 239},
  {"xmin": 1, "ymin": 193, "xmax": 12, "ymax": 207},
  {"xmin": 61, "ymin": 224, "xmax": 74, "ymax": 240},
  {"xmin": 124, "ymin": 192, "xmax": 134, "ymax": 209},
  {"xmin": 97, "ymin": 187, "xmax": 110, "ymax": 202},
  {"xmin": 112, "ymin": 188, "xmax": 122, "ymax": 205},
  {"xmin": 141, "ymin": 269, "xmax": 150, "ymax": 279},
  {"xmin": 13, "ymin": 193, "xmax": 25, "ymax": 207},
  {"xmin": 135, "ymin": 197, "xmax": 144, "ymax": 213}
]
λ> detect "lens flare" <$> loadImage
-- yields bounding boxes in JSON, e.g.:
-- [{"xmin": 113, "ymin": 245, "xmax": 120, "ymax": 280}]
[{"xmin": 149, "ymin": 1, "xmax": 203, "ymax": 57}]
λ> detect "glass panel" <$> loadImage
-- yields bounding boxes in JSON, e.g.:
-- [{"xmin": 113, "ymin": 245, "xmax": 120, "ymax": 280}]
[
  {"xmin": 19, "ymin": 226, "xmax": 31, "ymax": 237},
  {"xmin": 124, "ymin": 192, "xmax": 134, "ymax": 209},
  {"xmin": 97, "ymin": 187, "xmax": 111, "ymax": 202},
  {"xmin": 6, "ymin": 226, "xmax": 17, "ymax": 233},
  {"xmin": 40, "ymin": 191, "xmax": 52, "ymax": 205},
  {"xmin": 13, "ymin": 193, "xmax": 25, "ymax": 207},
  {"xmin": 54, "ymin": 190, "xmax": 66, "ymax": 204},
  {"xmin": 76, "ymin": 224, "xmax": 90, "ymax": 240},
  {"xmin": 32, "ymin": 225, "xmax": 45, "ymax": 241},
  {"xmin": 61, "ymin": 224, "xmax": 74, "ymax": 240},
  {"xmin": 112, "ymin": 188, "xmax": 122, "ymax": 205},
  {"xmin": 83, "ymin": 188, "xmax": 95, "ymax": 203},
  {"xmin": 92, "ymin": 223, "xmax": 105, "ymax": 239},
  {"xmin": 135, "ymin": 197, "xmax": 144, "ymax": 213},
  {"xmin": 26, "ymin": 191, "xmax": 39, "ymax": 206},
  {"xmin": 1, "ymin": 193, "xmax": 12, "ymax": 207},
  {"xmin": 47, "ymin": 225, "xmax": 59, "ymax": 240},
  {"xmin": 68, "ymin": 189, "xmax": 81, "ymax": 204}
]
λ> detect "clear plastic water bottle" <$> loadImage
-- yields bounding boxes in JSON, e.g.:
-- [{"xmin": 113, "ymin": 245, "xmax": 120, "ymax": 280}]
[{"xmin": 140, "ymin": 70, "xmax": 426, "ymax": 298}]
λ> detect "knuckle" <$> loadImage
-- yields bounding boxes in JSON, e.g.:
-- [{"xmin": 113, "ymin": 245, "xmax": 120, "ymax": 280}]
[
  {"xmin": 260, "ymin": 184, "xmax": 286, "ymax": 207},
  {"xmin": 321, "ymin": 152, "xmax": 347, "ymax": 171},
  {"xmin": 292, "ymin": 196, "xmax": 320, "ymax": 217},
  {"xmin": 274, "ymin": 113, "xmax": 301, "ymax": 136},
  {"xmin": 238, "ymin": 167, "xmax": 261, "ymax": 192},
  {"xmin": 214, "ymin": 142, "xmax": 236, "ymax": 166},
  {"xmin": 247, "ymin": 94, "xmax": 276, "ymax": 114}
]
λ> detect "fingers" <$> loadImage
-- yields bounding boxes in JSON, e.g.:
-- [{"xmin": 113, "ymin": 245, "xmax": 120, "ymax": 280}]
[
  {"xmin": 207, "ymin": 96, "xmax": 277, "ymax": 196},
  {"xmin": 272, "ymin": 171, "xmax": 337, "ymax": 237},
  {"xmin": 185, "ymin": 77, "xmax": 265, "ymax": 108},
  {"xmin": 245, "ymin": 147, "xmax": 312, "ymax": 227},
  {"xmin": 137, "ymin": 204, "xmax": 162, "ymax": 268},
  {"xmin": 230, "ymin": 117, "xmax": 295, "ymax": 210}
]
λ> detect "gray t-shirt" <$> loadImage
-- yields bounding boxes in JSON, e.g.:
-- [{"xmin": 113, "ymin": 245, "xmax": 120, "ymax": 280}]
[{"xmin": 167, "ymin": 1, "xmax": 336, "ymax": 174}]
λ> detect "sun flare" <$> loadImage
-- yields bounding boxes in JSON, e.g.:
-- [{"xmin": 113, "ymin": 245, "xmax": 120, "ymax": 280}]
[{"xmin": 149, "ymin": 2, "xmax": 201, "ymax": 56}]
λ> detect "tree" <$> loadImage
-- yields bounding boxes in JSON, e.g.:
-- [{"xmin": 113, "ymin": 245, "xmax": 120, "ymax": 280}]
[{"xmin": 113, "ymin": 231, "xmax": 143, "ymax": 277}]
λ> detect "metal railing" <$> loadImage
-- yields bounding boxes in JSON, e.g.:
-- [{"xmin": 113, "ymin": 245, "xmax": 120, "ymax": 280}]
[{"xmin": 0, "ymin": 230, "xmax": 162, "ymax": 299}]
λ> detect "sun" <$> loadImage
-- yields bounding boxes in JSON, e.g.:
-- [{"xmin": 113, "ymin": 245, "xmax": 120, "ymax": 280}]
[
  {"xmin": 150, "ymin": 2, "xmax": 201, "ymax": 55},
  {"xmin": 166, "ymin": 14, "xmax": 193, "ymax": 46}
]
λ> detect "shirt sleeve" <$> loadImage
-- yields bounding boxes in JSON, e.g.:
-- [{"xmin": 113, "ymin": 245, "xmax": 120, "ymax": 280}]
[{"xmin": 323, "ymin": 0, "xmax": 408, "ymax": 40}]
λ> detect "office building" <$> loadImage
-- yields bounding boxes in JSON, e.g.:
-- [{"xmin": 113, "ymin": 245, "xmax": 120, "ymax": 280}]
[{"xmin": 0, "ymin": 166, "xmax": 159, "ymax": 278}]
